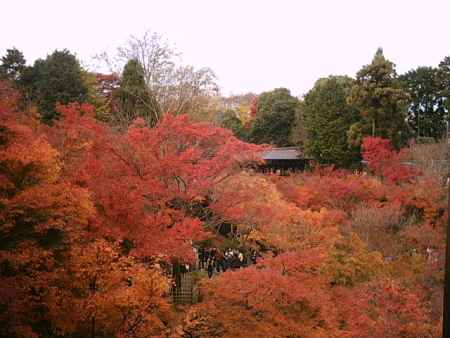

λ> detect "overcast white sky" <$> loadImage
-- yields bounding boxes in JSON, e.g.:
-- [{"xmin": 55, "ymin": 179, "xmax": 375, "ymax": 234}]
[{"xmin": 1, "ymin": 0, "xmax": 449, "ymax": 96}]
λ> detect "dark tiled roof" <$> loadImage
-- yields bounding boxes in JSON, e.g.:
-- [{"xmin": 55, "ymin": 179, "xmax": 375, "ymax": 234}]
[{"xmin": 262, "ymin": 147, "xmax": 302, "ymax": 160}]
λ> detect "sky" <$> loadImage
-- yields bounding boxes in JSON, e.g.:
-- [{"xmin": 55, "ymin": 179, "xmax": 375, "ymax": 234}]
[{"xmin": 1, "ymin": 0, "xmax": 450, "ymax": 96}]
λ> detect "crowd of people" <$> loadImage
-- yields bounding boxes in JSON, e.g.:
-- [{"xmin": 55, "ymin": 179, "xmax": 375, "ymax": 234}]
[{"xmin": 197, "ymin": 247, "xmax": 258, "ymax": 278}]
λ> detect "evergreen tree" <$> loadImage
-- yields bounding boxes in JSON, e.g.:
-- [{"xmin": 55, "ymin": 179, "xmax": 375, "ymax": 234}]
[
  {"xmin": 302, "ymin": 76, "xmax": 360, "ymax": 167},
  {"xmin": 20, "ymin": 49, "xmax": 88, "ymax": 123},
  {"xmin": 113, "ymin": 59, "xmax": 159, "ymax": 128},
  {"xmin": 219, "ymin": 110, "xmax": 247, "ymax": 140},
  {"xmin": 348, "ymin": 48, "xmax": 410, "ymax": 148},
  {"xmin": 439, "ymin": 56, "xmax": 450, "ymax": 114},
  {"xmin": 290, "ymin": 100, "xmax": 306, "ymax": 150},
  {"xmin": 0, "ymin": 47, "xmax": 26, "ymax": 82},
  {"xmin": 399, "ymin": 66, "xmax": 447, "ymax": 140},
  {"xmin": 249, "ymin": 88, "xmax": 299, "ymax": 146}
]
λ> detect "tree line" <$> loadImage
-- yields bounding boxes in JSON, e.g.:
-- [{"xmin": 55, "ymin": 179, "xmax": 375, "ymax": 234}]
[
  {"xmin": 3, "ymin": 40, "xmax": 448, "ymax": 169},
  {"xmin": 219, "ymin": 48, "xmax": 450, "ymax": 167}
]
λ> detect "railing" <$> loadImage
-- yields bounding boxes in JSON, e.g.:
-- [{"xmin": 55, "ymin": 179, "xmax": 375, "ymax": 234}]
[{"xmin": 172, "ymin": 272, "xmax": 192, "ymax": 304}]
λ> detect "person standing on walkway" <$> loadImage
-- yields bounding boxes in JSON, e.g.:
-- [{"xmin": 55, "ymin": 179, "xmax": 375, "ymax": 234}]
[{"xmin": 207, "ymin": 262, "xmax": 214, "ymax": 278}]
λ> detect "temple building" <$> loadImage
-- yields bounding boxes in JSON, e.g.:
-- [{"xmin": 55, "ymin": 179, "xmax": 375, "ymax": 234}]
[{"xmin": 258, "ymin": 147, "xmax": 310, "ymax": 174}]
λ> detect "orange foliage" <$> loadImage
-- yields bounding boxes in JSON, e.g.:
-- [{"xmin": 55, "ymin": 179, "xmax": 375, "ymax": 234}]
[
  {"xmin": 43, "ymin": 105, "xmax": 263, "ymax": 260},
  {"xmin": 0, "ymin": 86, "xmax": 265, "ymax": 336},
  {"xmin": 47, "ymin": 240, "xmax": 171, "ymax": 337},
  {"xmin": 211, "ymin": 172, "xmax": 344, "ymax": 251},
  {"xmin": 197, "ymin": 147, "xmax": 443, "ymax": 337},
  {"xmin": 337, "ymin": 279, "xmax": 436, "ymax": 337},
  {"xmin": 274, "ymin": 169, "xmax": 389, "ymax": 214},
  {"xmin": 0, "ymin": 80, "xmax": 20, "ymax": 120},
  {"xmin": 185, "ymin": 249, "xmax": 341, "ymax": 338},
  {"xmin": 0, "ymin": 106, "xmax": 95, "ymax": 336}
]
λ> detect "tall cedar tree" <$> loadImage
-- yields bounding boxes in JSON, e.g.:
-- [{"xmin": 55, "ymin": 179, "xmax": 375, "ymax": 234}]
[
  {"xmin": 302, "ymin": 76, "xmax": 360, "ymax": 167},
  {"xmin": 399, "ymin": 66, "xmax": 447, "ymax": 140},
  {"xmin": 20, "ymin": 49, "xmax": 88, "ymax": 123},
  {"xmin": 348, "ymin": 48, "xmax": 410, "ymax": 148},
  {"xmin": 112, "ymin": 59, "xmax": 160, "ymax": 128},
  {"xmin": 249, "ymin": 88, "xmax": 299, "ymax": 146}
]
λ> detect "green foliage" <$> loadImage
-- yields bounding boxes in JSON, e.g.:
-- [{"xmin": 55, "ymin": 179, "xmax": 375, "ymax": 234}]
[
  {"xmin": 348, "ymin": 48, "xmax": 410, "ymax": 148},
  {"xmin": 347, "ymin": 121, "xmax": 365, "ymax": 148},
  {"xmin": 302, "ymin": 76, "xmax": 360, "ymax": 167},
  {"xmin": 249, "ymin": 88, "xmax": 299, "ymax": 146},
  {"xmin": 81, "ymin": 71, "xmax": 110, "ymax": 122},
  {"xmin": 399, "ymin": 66, "xmax": 447, "ymax": 140},
  {"xmin": 219, "ymin": 110, "xmax": 247, "ymax": 140},
  {"xmin": 290, "ymin": 100, "xmax": 306, "ymax": 150},
  {"xmin": 0, "ymin": 47, "xmax": 26, "ymax": 82},
  {"xmin": 20, "ymin": 49, "xmax": 88, "ymax": 123},
  {"xmin": 113, "ymin": 59, "xmax": 160, "ymax": 127},
  {"xmin": 439, "ymin": 56, "xmax": 450, "ymax": 112}
]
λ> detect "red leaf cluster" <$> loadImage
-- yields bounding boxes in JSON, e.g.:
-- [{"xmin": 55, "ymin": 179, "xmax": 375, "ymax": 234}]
[{"xmin": 362, "ymin": 136, "xmax": 421, "ymax": 183}]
